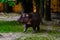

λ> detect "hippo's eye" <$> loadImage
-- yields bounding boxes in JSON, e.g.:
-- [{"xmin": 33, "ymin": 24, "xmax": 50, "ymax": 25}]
[{"xmin": 26, "ymin": 14, "xmax": 29, "ymax": 16}]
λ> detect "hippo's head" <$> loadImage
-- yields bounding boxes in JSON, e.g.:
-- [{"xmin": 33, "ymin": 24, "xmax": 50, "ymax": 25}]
[{"xmin": 18, "ymin": 13, "xmax": 31, "ymax": 24}]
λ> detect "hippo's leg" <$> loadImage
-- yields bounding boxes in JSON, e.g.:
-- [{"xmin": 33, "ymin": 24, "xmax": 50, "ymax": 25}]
[
  {"xmin": 36, "ymin": 25, "xmax": 40, "ymax": 32},
  {"xmin": 32, "ymin": 25, "xmax": 36, "ymax": 33},
  {"xmin": 23, "ymin": 24, "xmax": 28, "ymax": 32}
]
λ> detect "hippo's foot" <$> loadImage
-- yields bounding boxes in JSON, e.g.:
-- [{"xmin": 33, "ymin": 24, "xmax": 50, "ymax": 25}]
[
  {"xmin": 32, "ymin": 30, "xmax": 37, "ymax": 33},
  {"xmin": 23, "ymin": 31, "xmax": 27, "ymax": 33},
  {"xmin": 36, "ymin": 30, "xmax": 40, "ymax": 33},
  {"xmin": 23, "ymin": 28, "xmax": 28, "ymax": 33}
]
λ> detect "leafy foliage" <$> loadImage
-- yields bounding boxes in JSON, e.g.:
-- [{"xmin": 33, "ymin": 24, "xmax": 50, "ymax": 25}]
[
  {"xmin": 0, "ymin": 0, "xmax": 7, "ymax": 3},
  {"xmin": 8, "ymin": 1, "xmax": 16, "ymax": 6}
]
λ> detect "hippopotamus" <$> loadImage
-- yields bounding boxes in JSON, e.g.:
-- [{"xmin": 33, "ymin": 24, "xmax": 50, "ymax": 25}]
[{"xmin": 18, "ymin": 13, "xmax": 41, "ymax": 33}]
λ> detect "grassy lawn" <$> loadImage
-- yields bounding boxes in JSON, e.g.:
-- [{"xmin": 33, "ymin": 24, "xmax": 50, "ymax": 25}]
[{"xmin": 0, "ymin": 21, "xmax": 23, "ymax": 33}]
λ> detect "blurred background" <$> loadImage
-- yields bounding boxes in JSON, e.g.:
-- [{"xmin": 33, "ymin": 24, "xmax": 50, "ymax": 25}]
[{"xmin": 0, "ymin": 0, "xmax": 60, "ymax": 13}]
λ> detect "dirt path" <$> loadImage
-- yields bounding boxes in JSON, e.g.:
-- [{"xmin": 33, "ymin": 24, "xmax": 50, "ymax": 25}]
[
  {"xmin": 0, "ymin": 13, "xmax": 20, "ymax": 21},
  {"xmin": 0, "ymin": 16, "xmax": 20, "ymax": 21},
  {"xmin": 0, "ymin": 32, "xmax": 60, "ymax": 40}
]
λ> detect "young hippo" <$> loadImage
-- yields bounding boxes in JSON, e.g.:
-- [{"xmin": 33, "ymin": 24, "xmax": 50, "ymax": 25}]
[{"xmin": 18, "ymin": 13, "xmax": 40, "ymax": 33}]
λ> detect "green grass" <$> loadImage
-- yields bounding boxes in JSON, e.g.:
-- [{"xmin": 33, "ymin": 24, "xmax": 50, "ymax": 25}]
[
  {"xmin": 0, "ymin": 21, "xmax": 23, "ymax": 33},
  {"xmin": 17, "ymin": 37, "xmax": 53, "ymax": 40},
  {"xmin": 16, "ymin": 31, "xmax": 60, "ymax": 40},
  {"xmin": 0, "ymin": 21, "xmax": 36, "ymax": 33}
]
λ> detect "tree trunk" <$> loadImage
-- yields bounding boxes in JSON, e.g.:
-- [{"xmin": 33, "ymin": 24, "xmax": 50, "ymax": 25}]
[
  {"xmin": 45, "ymin": 0, "xmax": 51, "ymax": 21},
  {"xmin": 4, "ymin": 3, "xmax": 8, "ymax": 13},
  {"xmin": 41, "ymin": 0, "xmax": 44, "ymax": 18}
]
